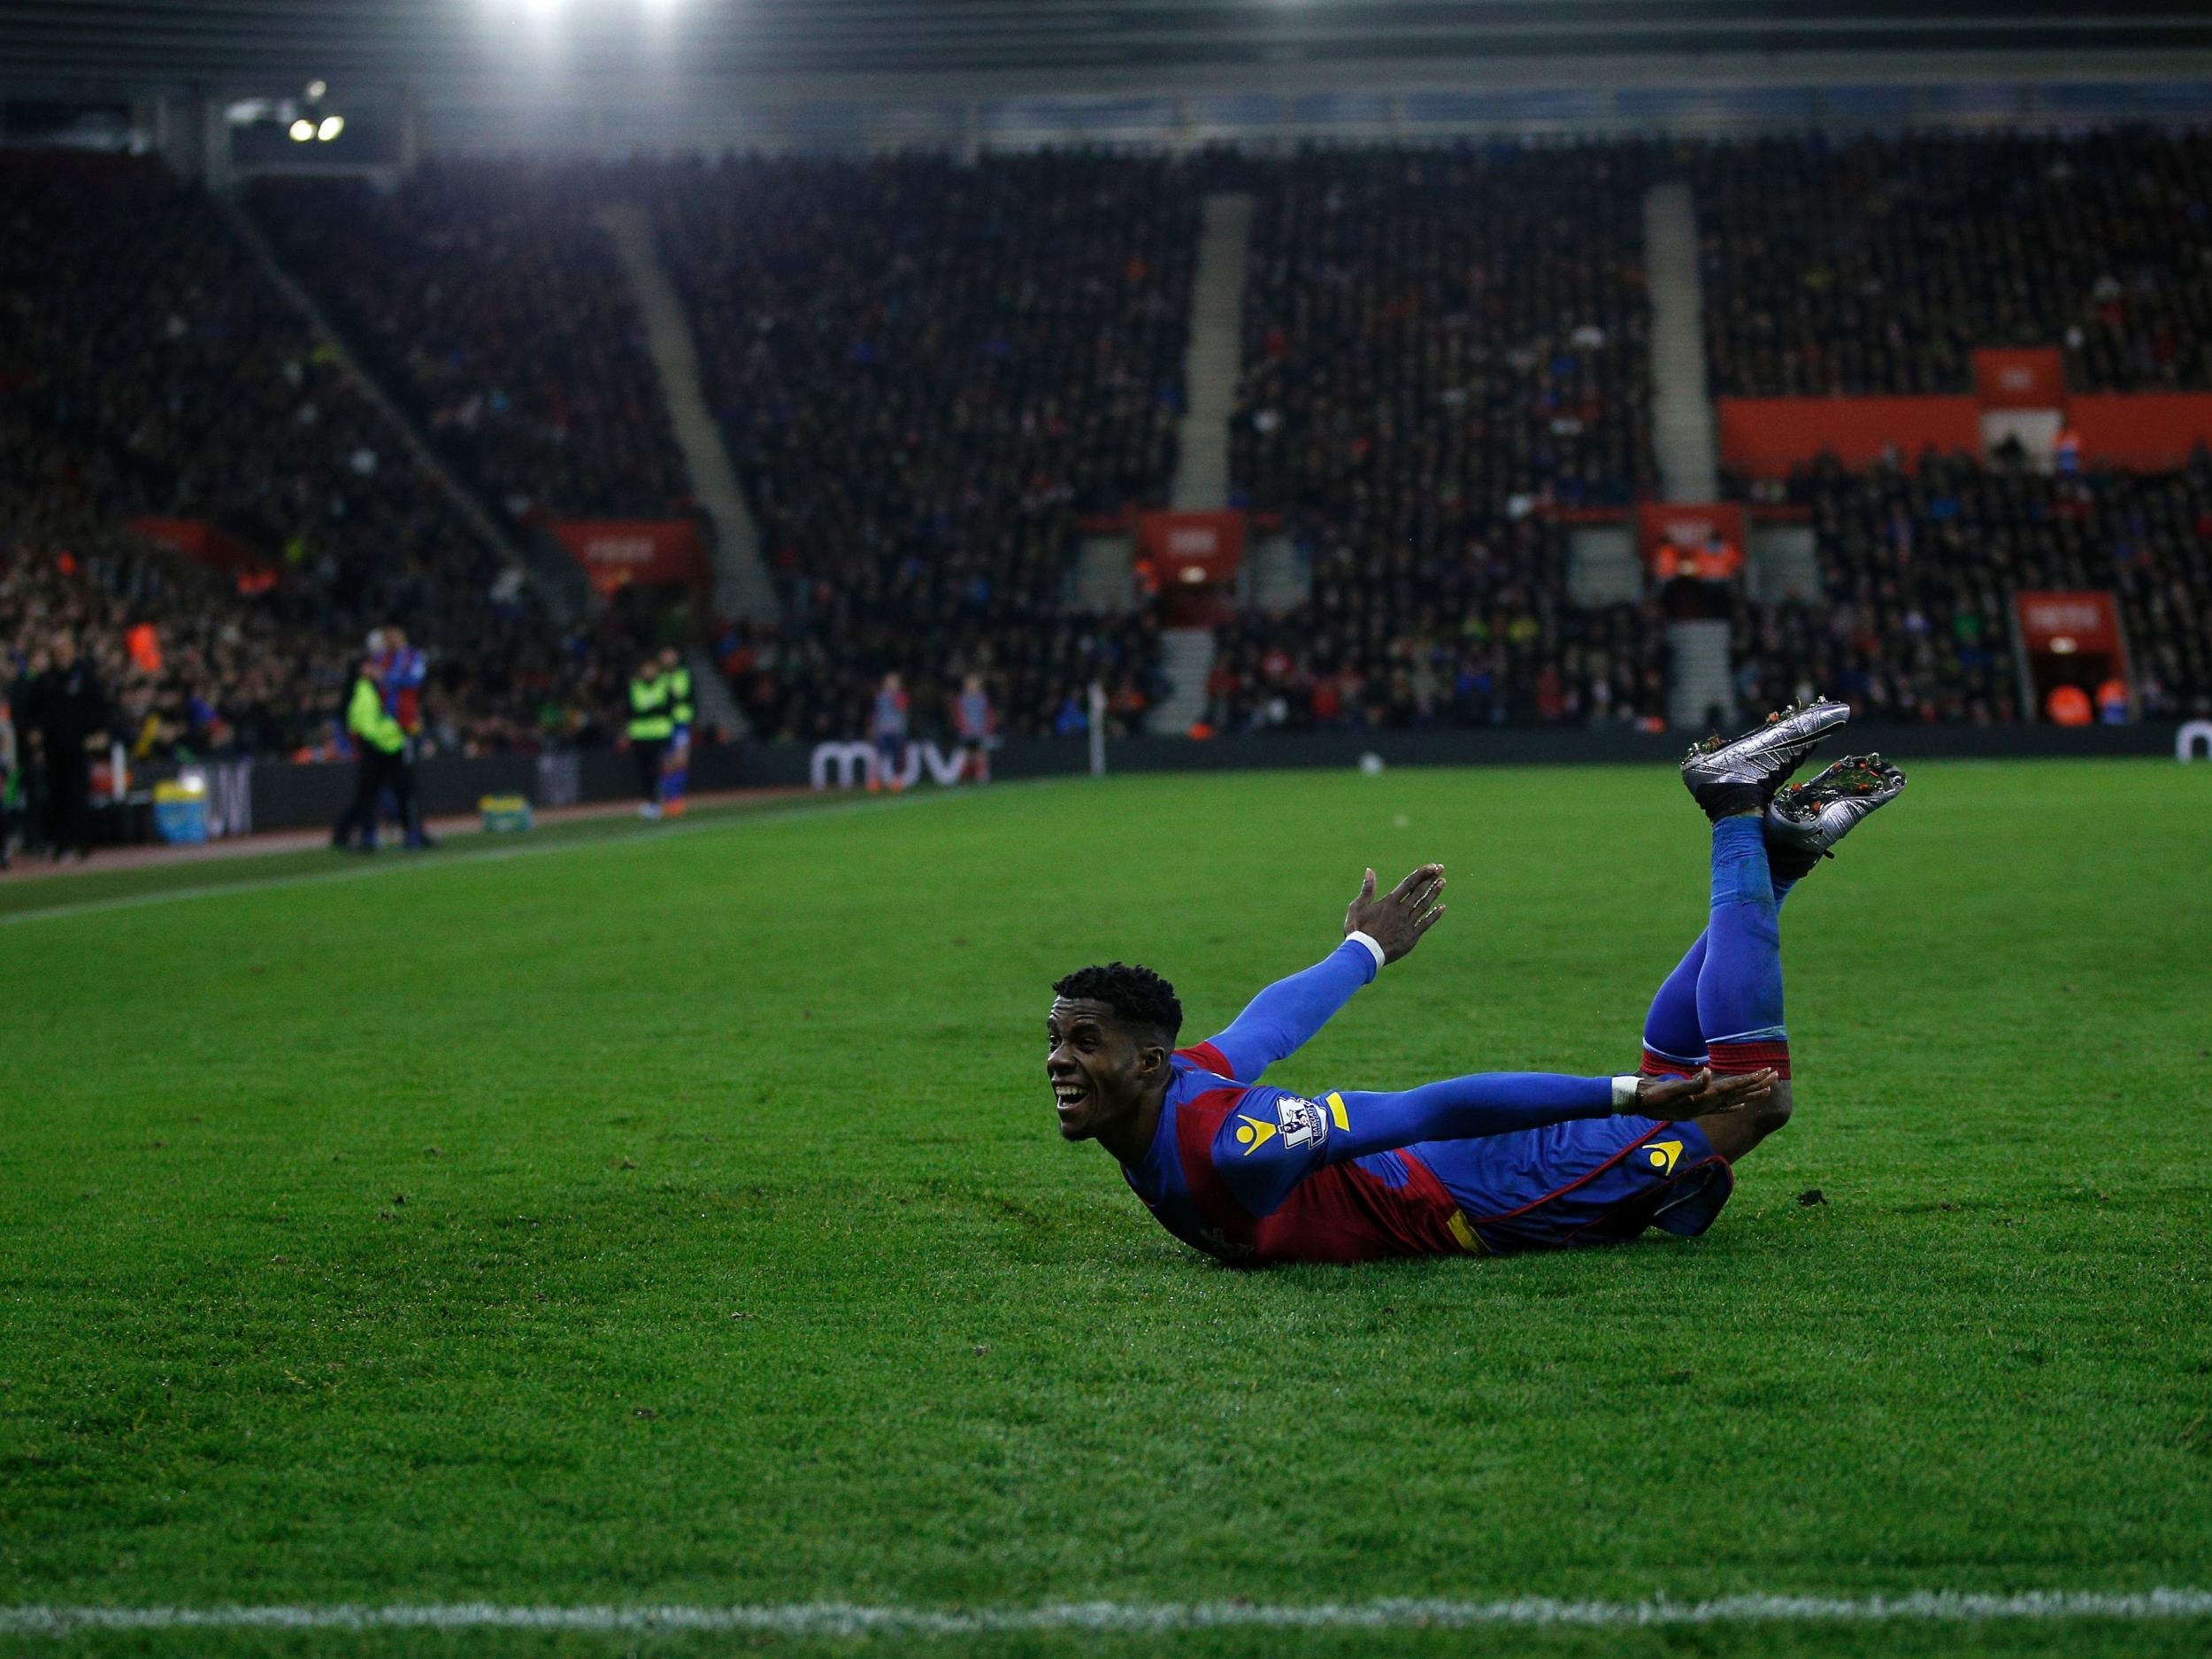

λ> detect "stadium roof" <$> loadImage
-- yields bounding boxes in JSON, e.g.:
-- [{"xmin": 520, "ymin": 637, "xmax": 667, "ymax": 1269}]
[{"xmin": 10, "ymin": 0, "xmax": 2212, "ymax": 99}]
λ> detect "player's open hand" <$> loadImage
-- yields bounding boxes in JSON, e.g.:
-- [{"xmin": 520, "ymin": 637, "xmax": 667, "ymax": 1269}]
[
  {"xmin": 1345, "ymin": 864, "xmax": 1446, "ymax": 965},
  {"xmin": 1634, "ymin": 1067, "xmax": 1778, "ymax": 1118}
]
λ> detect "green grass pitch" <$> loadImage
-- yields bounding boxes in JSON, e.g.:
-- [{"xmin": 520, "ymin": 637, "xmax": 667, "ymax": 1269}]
[{"xmin": 3, "ymin": 759, "xmax": 2209, "ymax": 1659}]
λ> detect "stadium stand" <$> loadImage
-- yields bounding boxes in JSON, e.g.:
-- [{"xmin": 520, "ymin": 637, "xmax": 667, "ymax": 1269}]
[
  {"xmin": 656, "ymin": 151, "xmax": 1195, "ymax": 739},
  {"xmin": 1203, "ymin": 521, "xmax": 1669, "ymax": 732},
  {"xmin": 14, "ymin": 139, "xmax": 2212, "ymax": 761},
  {"xmin": 1216, "ymin": 144, "xmax": 1667, "ymax": 731},
  {"xmin": 1233, "ymin": 144, "xmax": 1655, "ymax": 518},
  {"xmin": 246, "ymin": 165, "xmax": 695, "ymax": 523},
  {"xmin": 1733, "ymin": 451, "xmax": 2212, "ymax": 723},
  {"xmin": 1694, "ymin": 131, "xmax": 2212, "ymax": 396},
  {"xmin": 0, "ymin": 152, "xmax": 620, "ymax": 756}
]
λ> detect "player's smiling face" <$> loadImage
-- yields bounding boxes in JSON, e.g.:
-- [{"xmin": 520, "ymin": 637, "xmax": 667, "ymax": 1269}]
[{"xmin": 1045, "ymin": 996, "xmax": 1159, "ymax": 1142}]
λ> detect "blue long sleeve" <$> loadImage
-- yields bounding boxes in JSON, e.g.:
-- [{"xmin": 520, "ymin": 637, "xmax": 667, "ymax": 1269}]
[
  {"xmin": 1328, "ymin": 1074, "xmax": 1614, "ymax": 1160},
  {"xmin": 1215, "ymin": 1072, "xmax": 1617, "ymax": 1218},
  {"xmin": 1194, "ymin": 938, "xmax": 1377, "ymax": 1082}
]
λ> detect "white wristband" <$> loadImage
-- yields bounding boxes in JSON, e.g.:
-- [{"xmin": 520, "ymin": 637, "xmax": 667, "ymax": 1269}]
[
  {"xmin": 1348, "ymin": 930, "xmax": 1386, "ymax": 972},
  {"xmin": 1611, "ymin": 1075, "xmax": 1642, "ymax": 1112}
]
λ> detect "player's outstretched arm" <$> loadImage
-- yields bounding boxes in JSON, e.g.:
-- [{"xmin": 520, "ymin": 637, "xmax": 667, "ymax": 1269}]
[
  {"xmin": 1194, "ymin": 865, "xmax": 1446, "ymax": 1082},
  {"xmin": 1215, "ymin": 1068, "xmax": 1778, "ymax": 1217},
  {"xmin": 1326, "ymin": 1066, "xmax": 1778, "ymax": 1161}
]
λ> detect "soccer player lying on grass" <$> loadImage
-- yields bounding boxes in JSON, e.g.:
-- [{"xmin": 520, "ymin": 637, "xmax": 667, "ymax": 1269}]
[{"xmin": 1047, "ymin": 701, "xmax": 1906, "ymax": 1263}]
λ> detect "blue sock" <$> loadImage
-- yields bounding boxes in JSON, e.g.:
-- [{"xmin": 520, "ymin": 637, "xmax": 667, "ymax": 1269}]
[
  {"xmin": 1697, "ymin": 816, "xmax": 1790, "ymax": 1077},
  {"xmin": 1641, "ymin": 853, "xmax": 1797, "ymax": 1070},
  {"xmin": 1640, "ymin": 934, "xmax": 1709, "ymax": 1072}
]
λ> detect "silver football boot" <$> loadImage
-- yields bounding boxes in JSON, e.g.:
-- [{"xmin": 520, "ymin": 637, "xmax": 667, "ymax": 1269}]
[
  {"xmin": 1679, "ymin": 697, "xmax": 1852, "ymax": 820},
  {"xmin": 1765, "ymin": 753, "xmax": 1908, "ymax": 867}
]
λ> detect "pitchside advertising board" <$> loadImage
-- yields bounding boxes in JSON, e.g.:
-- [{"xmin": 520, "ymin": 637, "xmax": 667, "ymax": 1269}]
[
  {"xmin": 549, "ymin": 521, "xmax": 708, "ymax": 594},
  {"xmin": 810, "ymin": 741, "xmax": 977, "ymax": 791}
]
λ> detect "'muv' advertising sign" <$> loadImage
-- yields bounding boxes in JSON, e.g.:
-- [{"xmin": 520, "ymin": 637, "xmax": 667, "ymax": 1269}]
[{"xmin": 810, "ymin": 741, "xmax": 973, "ymax": 791}]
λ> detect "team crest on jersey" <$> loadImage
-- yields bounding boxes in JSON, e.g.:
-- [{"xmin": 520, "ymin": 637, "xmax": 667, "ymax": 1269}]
[{"xmin": 1275, "ymin": 1094, "xmax": 1328, "ymax": 1149}]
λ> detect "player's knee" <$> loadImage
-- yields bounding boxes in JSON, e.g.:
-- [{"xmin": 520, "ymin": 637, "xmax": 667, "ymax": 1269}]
[{"xmin": 1747, "ymin": 1079, "xmax": 1793, "ymax": 1137}]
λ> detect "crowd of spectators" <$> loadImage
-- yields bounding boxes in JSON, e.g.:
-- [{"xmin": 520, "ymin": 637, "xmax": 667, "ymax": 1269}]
[
  {"xmin": 1214, "ymin": 145, "xmax": 1661, "ymax": 732},
  {"xmin": 657, "ymin": 151, "xmax": 1195, "ymax": 737},
  {"xmin": 1732, "ymin": 450, "xmax": 2212, "ymax": 724},
  {"xmin": 0, "ymin": 152, "xmax": 642, "ymax": 758},
  {"xmin": 248, "ymin": 165, "xmax": 693, "ymax": 524},
  {"xmin": 0, "ymin": 529, "xmax": 674, "ymax": 763},
  {"xmin": 1694, "ymin": 130, "xmax": 2212, "ymax": 396},
  {"xmin": 1201, "ymin": 519, "xmax": 1670, "ymax": 733},
  {"xmin": 1233, "ymin": 144, "xmax": 1655, "ymax": 527},
  {"xmin": 20, "ymin": 140, "xmax": 2212, "ymax": 769},
  {"xmin": 716, "ymin": 607, "xmax": 1164, "ymax": 744}
]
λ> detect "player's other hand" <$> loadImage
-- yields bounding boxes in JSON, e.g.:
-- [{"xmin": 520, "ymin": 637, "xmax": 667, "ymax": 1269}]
[
  {"xmin": 1345, "ymin": 864, "xmax": 1446, "ymax": 965},
  {"xmin": 1635, "ymin": 1067, "xmax": 1778, "ymax": 1118}
]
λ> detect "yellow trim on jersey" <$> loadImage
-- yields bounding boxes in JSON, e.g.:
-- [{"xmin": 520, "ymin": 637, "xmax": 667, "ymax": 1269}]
[
  {"xmin": 1447, "ymin": 1210, "xmax": 1487, "ymax": 1255},
  {"xmin": 1325, "ymin": 1091, "xmax": 1349, "ymax": 1131},
  {"xmin": 1233, "ymin": 1113, "xmax": 1278, "ymax": 1154}
]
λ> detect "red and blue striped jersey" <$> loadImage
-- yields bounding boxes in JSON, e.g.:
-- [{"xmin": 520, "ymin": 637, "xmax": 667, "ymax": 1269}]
[
  {"xmin": 1118, "ymin": 1045, "xmax": 1481, "ymax": 1265},
  {"xmin": 1109, "ymin": 939, "xmax": 1619, "ymax": 1265}
]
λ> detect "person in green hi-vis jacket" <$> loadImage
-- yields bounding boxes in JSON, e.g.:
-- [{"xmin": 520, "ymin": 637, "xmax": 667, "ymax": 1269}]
[
  {"xmin": 331, "ymin": 656, "xmax": 412, "ymax": 852},
  {"xmin": 627, "ymin": 655, "xmax": 673, "ymax": 821},
  {"xmin": 659, "ymin": 645, "xmax": 695, "ymax": 818}
]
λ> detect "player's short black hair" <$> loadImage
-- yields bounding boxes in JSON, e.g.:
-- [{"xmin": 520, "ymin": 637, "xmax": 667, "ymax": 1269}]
[{"xmin": 1051, "ymin": 963, "xmax": 1183, "ymax": 1044}]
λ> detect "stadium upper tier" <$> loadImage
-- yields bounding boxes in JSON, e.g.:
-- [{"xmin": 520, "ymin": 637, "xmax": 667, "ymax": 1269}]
[
  {"xmin": 1233, "ymin": 144, "xmax": 1655, "ymax": 522},
  {"xmin": 1694, "ymin": 131, "xmax": 2212, "ymax": 396},
  {"xmin": 246, "ymin": 167, "xmax": 694, "ymax": 526}
]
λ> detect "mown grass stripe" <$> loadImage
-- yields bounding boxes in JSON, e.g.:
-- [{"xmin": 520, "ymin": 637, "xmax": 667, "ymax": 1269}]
[
  {"xmin": 0, "ymin": 781, "xmax": 1033, "ymax": 927},
  {"xmin": 5, "ymin": 1591, "xmax": 2211, "ymax": 1637}
]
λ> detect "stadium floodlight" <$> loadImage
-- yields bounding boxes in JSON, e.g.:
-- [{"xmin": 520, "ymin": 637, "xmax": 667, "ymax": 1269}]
[
  {"xmin": 318, "ymin": 115, "xmax": 345, "ymax": 141},
  {"xmin": 288, "ymin": 119, "xmax": 315, "ymax": 141},
  {"xmin": 305, "ymin": 79, "xmax": 327, "ymax": 100}
]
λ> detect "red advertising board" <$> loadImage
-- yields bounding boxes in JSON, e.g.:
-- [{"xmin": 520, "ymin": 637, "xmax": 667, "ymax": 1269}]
[
  {"xmin": 1636, "ymin": 502, "xmax": 1745, "ymax": 565},
  {"xmin": 550, "ymin": 520, "xmax": 709, "ymax": 594},
  {"xmin": 1717, "ymin": 397, "xmax": 1983, "ymax": 479},
  {"xmin": 2015, "ymin": 590, "xmax": 2122, "ymax": 656},
  {"xmin": 2063, "ymin": 394, "xmax": 2212, "ymax": 471},
  {"xmin": 1972, "ymin": 348, "xmax": 2065, "ymax": 409},
  {"xmin": 1135, "ymin": 511, "xmax": 1245, "ymax": 586}
]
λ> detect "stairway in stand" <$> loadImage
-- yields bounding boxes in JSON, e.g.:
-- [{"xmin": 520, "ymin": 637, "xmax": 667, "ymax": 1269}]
[
  {"xmin": 1667, "ymin": 618, "xmax": 1737, "ymax": 734},
  {"xmin": 1149, "ymin": 627, "xmax": 1217, "ymax": 735}
]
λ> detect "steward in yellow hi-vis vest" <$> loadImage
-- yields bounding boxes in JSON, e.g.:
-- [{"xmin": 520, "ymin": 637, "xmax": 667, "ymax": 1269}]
[
  {"xmin": 333, "ymin": 661, "xmax": 415, "ymax": 852},
  {"xmin": 628, "ymin": 657, "xmax": 672, "ymax": 821},
  {"xmin": 659, "ymin": 645, "xmax": 695, "ymax": 818}
]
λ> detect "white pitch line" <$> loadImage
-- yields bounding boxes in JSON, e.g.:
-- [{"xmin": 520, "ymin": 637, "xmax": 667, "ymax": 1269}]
[
  {"xmin": 4, "ymin": 1590, "xmax": 2210, "ymax": 1638},
  {"xmin": 0, "ymin": 781, "xmax": 1053, "ymax": 930}
]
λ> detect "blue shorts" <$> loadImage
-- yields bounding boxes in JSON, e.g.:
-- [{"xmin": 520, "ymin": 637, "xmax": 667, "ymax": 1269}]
[{"xmin": 1417, "ymin": 1115, "xmax": 1734, "ymax": 1255}]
